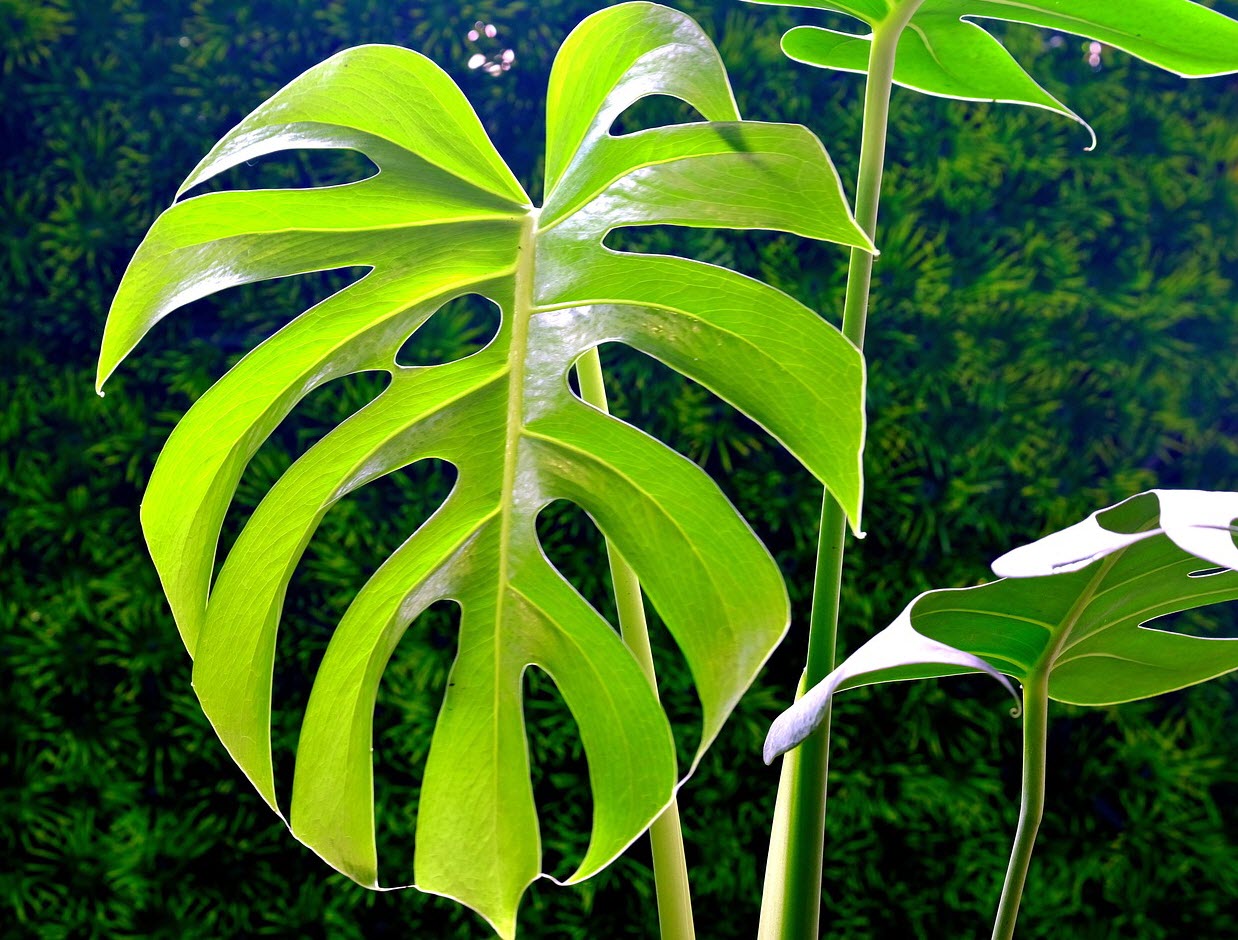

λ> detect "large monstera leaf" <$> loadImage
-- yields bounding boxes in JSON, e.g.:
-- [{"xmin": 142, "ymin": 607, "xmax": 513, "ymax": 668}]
[
  {"xmin": 744, "ymin": 0, "xmax": 1238, "ymax": 145},
  {"xmin": 766, "ymin": 490, "xmax": 1238, "ymax": 762},
  {"xmin": 97, "ymin": 3, "xmax": 872, "ymax": 935}
]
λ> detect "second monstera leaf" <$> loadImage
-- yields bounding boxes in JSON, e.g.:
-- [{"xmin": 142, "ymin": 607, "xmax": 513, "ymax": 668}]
[
  {"xmin": 98, "ymin": 3, "xmax": 872, "ymax": 936},
  {"xmin": 766, "ymin": 490, "xmax": 1238, "ymax": 762},
  {"xmin": 745, "ymin": 0, "xmax": 1238, "ymax": 146}
]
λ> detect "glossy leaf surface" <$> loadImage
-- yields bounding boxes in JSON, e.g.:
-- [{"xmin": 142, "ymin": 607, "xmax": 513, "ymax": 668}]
[
  {"xmin": 97, "ymin": 4, "xmax": 871, "ymax": 935},
  {"xmin": 745, "ymin": 0, "xmax": 1238, "ymax": 145},
  {"xmin": 766, "ymin": 490, "xmax": 1238, "ymax": 761}
]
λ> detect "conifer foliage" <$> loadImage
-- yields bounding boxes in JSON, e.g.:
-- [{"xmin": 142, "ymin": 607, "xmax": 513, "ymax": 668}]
[{"xmin": 3, "ymin": 1, "xmax": 1237, "ymax": 937}]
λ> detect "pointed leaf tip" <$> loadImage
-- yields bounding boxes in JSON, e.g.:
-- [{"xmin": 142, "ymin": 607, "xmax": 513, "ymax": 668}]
[{"xmin": 766, "ymin": 2, "xmax": 1238, "ymax": 149}]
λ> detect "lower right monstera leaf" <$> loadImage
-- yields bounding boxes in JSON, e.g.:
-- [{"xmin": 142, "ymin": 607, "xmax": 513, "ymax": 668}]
[{"xmin": 766, "ymin": 489, "xmax": 1238, "ymax": 762}]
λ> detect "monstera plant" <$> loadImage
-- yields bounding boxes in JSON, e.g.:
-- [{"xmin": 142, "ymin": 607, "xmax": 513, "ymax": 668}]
[
  {"xmin": 740, "ymin": 1, "xmax": 1238, "ymax": 938},
  {"xmin": 98, "ymin": 3, "xmax": 870, "ymax": 936},
  {"xmin": 766, "ymin": 490, "xmax": 1238, "ymax": 938},
  {"xmin": 100, "ymin": 0, "xmax": 1238, "ymax": 937}
]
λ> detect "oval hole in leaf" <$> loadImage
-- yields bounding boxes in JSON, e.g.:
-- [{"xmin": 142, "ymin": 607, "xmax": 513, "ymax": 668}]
[
  {"xmin": 533, "ymin": 495, "xmax": 704, "ymax": 769},
  {"xmin": 1128, "ymin": 604, "xmax": 1238, "ymax": 641},
  {"xmin": 1188, "ymin": 566, "xmax": 1229, "ymax": 579},
  {"xmin": 270, "ymin": 458, "xmax": 459, "ymax": 810},
  {"xmin": 373, "ymin": 598, "xmax": 461, "ymax": 879},
  {"xmin": 139, "ymin": 267, "xmax": 372, "ymax": 395},
  {"xmin": 523, "ymin": 664, "xmax": 592, "ymax": 878},
  {"xmin": 216, "ymin": 369, "xmax": 392, "ymax": 582},
  {"xmin": 187, "ymin": 148, "xmax": 379, "ymax": 196},
  {"xmin": 610, "ymin": 94, "xmax": 708, "ymax": 136},
  {"xmin": 589, "ymin": 342, "xmax": 766, "ymax": 485},
  {"xmin": 535, "ymin": 498, "xmax": 615, "ymax": 626},
  {"xmin": 645, "ymin": 606, "xmax": 706, "ymax": 771},
  {"xmin": 603, "ymin": 225, "xmax": 831, "ymax": 302},
  {"xmin": 395, "ymin": 293, "xmax": 502, "ymax": 367}
]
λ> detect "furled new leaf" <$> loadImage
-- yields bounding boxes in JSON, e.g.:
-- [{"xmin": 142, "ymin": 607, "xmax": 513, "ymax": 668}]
[
  {"xmin": 97, "ymin": 3, "xmax": 872, "ymax": 936},
  {"xmin": 744, "ymin": 0, "xmax": 1238, "ymax": 146},
  {"xmin": 766, "ymin": 490, "xmax": 1238, "ymax": 762}
]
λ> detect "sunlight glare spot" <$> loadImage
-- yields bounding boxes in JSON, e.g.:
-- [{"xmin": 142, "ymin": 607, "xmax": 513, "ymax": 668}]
[{"xmin": 464, "ymin": 21, "xmax": 515, "ymax": 76}]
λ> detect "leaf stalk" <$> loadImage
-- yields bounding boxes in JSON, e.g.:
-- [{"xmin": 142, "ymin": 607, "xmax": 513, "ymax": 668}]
[
  {"xmin": 767, "ymin": 4, "xmax": 924, "ymax": 938},
  {"xmin": 576, "ymin": 348, "xmax": 696, "ymax": 940},
  {"xmin": 991, "ymin": 672, "xmax": 1049, "ymax": 940}
]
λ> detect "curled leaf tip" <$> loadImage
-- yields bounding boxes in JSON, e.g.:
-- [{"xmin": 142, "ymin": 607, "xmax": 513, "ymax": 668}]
[
  {"xmin": 763, "ymin": 598, "xmax": 1023, "ymax": 764},
  {"xmin": 1078, "ymin": 116, "xmax": 1098, "ymax": 153}
]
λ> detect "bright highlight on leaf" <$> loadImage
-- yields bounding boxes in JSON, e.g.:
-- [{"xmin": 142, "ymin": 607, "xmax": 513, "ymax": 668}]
[
  {"xmin": 993, "ymin": 489, "xmax": 1238, "ymax": 577},
  {"xmin": 744, "ymin": 0, "xmax": 1238, "ymax": 149},
  {"xmin": 765, "ymin": 489, "xmax": 1238, "ymax": 762},
  {"xmin": 97, "ymin": 4, "xmax": 873, "ymax": 936}
]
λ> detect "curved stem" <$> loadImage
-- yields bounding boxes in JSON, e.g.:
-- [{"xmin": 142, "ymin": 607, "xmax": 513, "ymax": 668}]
[
  {"xmin": 576, "ymin": 348, "xmax": 696, "ymax": 940},
  {"xmin": 991, "ymin": 674, "xmax": 1049, "ymax": 940},
  {"xmin": 767, "ymin": 4, "xmax": 924, "ymax": 938}
]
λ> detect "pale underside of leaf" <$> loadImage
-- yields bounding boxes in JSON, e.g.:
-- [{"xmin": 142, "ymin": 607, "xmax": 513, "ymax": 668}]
[
  {"xmin": 98, "ymin": 4, "xmax": 874, "ymax": 937},
  {"xmin": 765, "ymin": 490, "xmax": 1238, "ymax": 762},
  {"xmin": 764, "ymin": 605, "xmax": 1018, "ymax": 762},
  {"xmin": 993, "ymin": 489, "xmax": 1238, "ymax": 577}
]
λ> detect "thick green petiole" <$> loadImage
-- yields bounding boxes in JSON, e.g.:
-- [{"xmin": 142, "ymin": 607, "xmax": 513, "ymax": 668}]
[
  {"xmin": 576, "ymin": 348, "xmax": 696, "ymax": 940},
  {"xmin": 991, "ymin": 674, "xmax": 1049, "ymax": 940},
  {"xmin": 765, "ymin": 4, "xmax": 924, "ymax": 938}
]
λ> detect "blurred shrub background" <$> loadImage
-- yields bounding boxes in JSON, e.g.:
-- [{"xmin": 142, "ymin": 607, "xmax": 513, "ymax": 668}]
[{"xmin": 2, "ymin": 0, "xmax": 1236, "ymax": 937}]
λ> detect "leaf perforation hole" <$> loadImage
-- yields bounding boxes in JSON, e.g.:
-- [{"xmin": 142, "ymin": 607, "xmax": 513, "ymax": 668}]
[
  {"xmin": 1188, "ymin": 566, "xmax": 1229, "ymax": 579},
  {"xmin": 215, "ymin": 369, "xmax": 392, "ymax": 585},
  {"xmin": 395, "ymin": 293, "xmax": 502, "ymax": 367},
  {"xmin": 372, "ymin": 598, "xmax": 462, "ymax": 881},
  {"xmin": 1137, "ymin": 603, "xmax": 1238, "ymax": 640},
  {"xmin": 602, "ymin": 225, "xmax": 845, "ymax": 312},
  {"xmin": 522, "ymin": 664, "xmax": 592, "ymax": 879},
  {"xmin": 581, "ymin": 341, "xmax": 815, "ymax": 625},
  {"xmin": 184, "ymin": 148, "xmax": 379, "ymax": 196},
  {"xmin": 587, "ymin": 343, "xmax": 768, "ymax": 488},
  {"xmin": 644, "ymin": 606, "xmax": 707, "ymax": 772},
  {"xmin": 143, "ymin": 266, "xmax": 373, "ymax": 402},
  {"xmin": 535, "ymin": 498, "xmax": 616, "ymax": 626},
  {"xmin": 533, "ymin": 497, "xmax": 704, "ymax": 771},
  {"xmin": 609, "ymin": 94, "xmax": 709, "ymax": 137},
  {"xmin": 267, "ymin": 458, "xmax": 458, "ymax": 812}
]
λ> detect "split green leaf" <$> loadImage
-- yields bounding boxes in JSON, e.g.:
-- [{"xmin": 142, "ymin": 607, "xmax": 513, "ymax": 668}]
[
  {"xmin": 744, "ymin": 0, "xmax": 1238, "ymax": 148},
  {"xmin": 97, "ymin": 3, "xmax": 873, "ymax": 935}
]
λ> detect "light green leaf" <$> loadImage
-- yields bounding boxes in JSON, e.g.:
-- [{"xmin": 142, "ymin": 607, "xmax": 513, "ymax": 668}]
[
  {"xmin": 97, "ymin": 3, "xmax": 871, "ymax": 936},
  {"xmin": 745, "ymin": 0, "xmax": 1238, "ymax": 146},
  {"xmin": 766, "ymin": 490, "xmax": 1238, "ymax": 762}
]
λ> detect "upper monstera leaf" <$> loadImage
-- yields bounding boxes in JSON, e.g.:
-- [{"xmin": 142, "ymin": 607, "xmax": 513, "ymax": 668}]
[
  {"xmin": 97, "ymin": 3, "xmax": 872, "ymax": 936},
  {"xmin": 765, "ymin": 490, "xmax": 1238, "ymax": 763},
  {"xmin": 744, "ymin": 0, "xmax": 1238, "ymax": 146}
]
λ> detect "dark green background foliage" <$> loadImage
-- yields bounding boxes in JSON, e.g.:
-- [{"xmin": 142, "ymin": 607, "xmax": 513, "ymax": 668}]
[{"xmin": 3, "ymin": 0, "xmax": 1237, "ymax": 936}]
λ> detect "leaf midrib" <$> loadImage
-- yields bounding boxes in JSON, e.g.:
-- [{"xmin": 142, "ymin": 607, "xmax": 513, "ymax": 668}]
[
  {"xmin": 493, "ymin": 210, "xmax": 540, "ymax": 778},
  {"xmin": 1040, "ymin": 526, "xmax": 1150, "ymax": 676}
]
